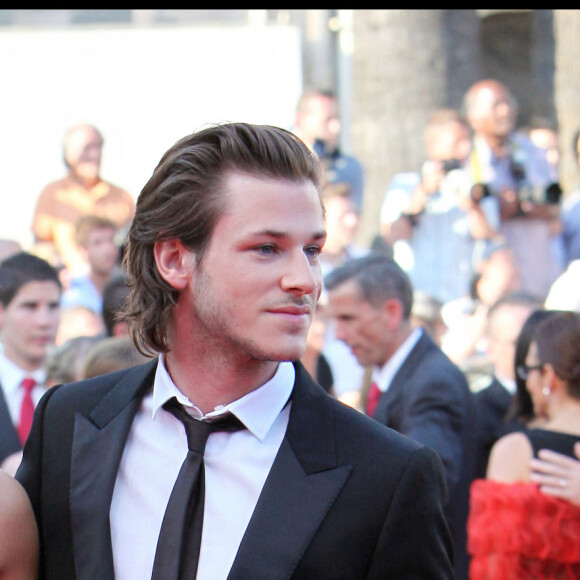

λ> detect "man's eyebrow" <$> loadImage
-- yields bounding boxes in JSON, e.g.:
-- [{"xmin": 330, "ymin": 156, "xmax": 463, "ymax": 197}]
[{"xmin": 251, "ymin": 229, "xmax": 327, "ymax": 240}]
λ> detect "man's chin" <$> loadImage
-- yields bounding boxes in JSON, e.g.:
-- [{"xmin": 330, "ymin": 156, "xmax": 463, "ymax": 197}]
[{"xmin": 259, "ymin": 343, "xmax": 307, "ymax": 363}]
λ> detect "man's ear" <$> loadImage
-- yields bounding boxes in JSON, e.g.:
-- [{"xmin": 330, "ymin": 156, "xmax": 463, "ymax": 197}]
[
  {"xmin": 381, "ymin": 298, "xmax": 404, "ymax": 330},
  {"xmin": 153, "ymin": 239, "xmax": 195, "ymax": 290}
]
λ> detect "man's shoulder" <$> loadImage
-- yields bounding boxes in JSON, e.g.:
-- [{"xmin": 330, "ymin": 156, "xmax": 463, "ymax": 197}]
[
  {"xmin": 41, "ymin": 359, "xmax": 156, "ymax": 413},
  {"xmin": 101, "ymin": 179, "xmax": 132, "ymax": 199},
  {"xmin": 412, "ymin": 331, "xmax": 459, "ymax": 368},
  {"xmin": 38, "ymin": 176, "xmax": 72, "ymax": 196},
  {"xmin": 325, "ymin": 392, "xmax": 428, "ymax": 459},
  {"xmin": 474, "ymin": 377, "xmax": 511, "ymax": 408},
  {"xmin": 293, "ymin": 364, "xmax": 426, "ymax": 458},
  {"xmin": 406, "ymin": 333, "xmax": 470, "ymax": 389},
  {"xmin": 334, "ymin": 152, "xmax": 363, "ymax": 171}
]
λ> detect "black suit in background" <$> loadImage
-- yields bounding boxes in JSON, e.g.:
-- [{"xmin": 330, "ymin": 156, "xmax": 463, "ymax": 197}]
[
  {"xmin": 17, "ymin": 359, "xmax": 454, "ymax": 580},
  {"xmin": 371, "ymin": 330, "xmax": 477, "ymax": 580},
  {"xmin": 0, "ymin": 384, "xmax": 22, "ymax": 464},
  {"xmin": 473, "ymin": 375, "xmax": 513, "ymax": 479}
]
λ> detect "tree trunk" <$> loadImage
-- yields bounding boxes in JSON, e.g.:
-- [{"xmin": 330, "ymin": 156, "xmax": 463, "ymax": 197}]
[
  {"xmin": 350, "ymin": 9, "xmax": 480, "ymax": 246},
  {"xmin": 554, "ymin": 9, "xmax": 580, "ymax": 196}
]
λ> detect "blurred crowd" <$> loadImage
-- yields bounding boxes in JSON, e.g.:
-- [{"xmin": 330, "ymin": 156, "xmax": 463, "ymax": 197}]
[{"xmin": 2, "ymin": 79, "xmax": 580, "ymax": 579}]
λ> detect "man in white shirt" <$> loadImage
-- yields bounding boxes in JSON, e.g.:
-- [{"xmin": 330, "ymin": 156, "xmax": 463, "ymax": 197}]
[
  {"xmin": 0, "ymin": 252, "xmax": 61, "ymax": 465},
  {"xmin": 17, "ymin": 123, "xmax": 453, "ymax": 580},
  {"xmin": 325, "ymin": 254, "xmax": 476, "ymax": 580},
  {"xmin": 61, "ymin": 214, "xmax": 121, "ymax": 315}
]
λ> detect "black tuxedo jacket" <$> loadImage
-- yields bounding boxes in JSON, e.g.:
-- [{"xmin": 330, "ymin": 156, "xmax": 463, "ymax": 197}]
[
  {"xmin": 473, "ymin": 375, "xmax": 513, "ymax": 479},
  {"xmin": 0, "ymin": 383, "xmax": 22, "ymax": 463},
  {"xmin": 17, "ymin": 359, "xmax": 453, "ymax": 579},
  {"xmin": 371, "ymin": 331, "xmax": 476, "ymax": 580}
]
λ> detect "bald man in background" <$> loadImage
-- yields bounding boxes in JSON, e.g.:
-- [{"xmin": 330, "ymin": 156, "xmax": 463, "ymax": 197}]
[{"xmin": 32, "ymin": 124, "xmax": 134, "ymax": 276}]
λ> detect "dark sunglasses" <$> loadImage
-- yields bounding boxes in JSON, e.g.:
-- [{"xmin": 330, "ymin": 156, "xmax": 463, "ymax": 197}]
[{"xmin": 516, "ymin": 363, "xmax": 544, "ymax": 381}]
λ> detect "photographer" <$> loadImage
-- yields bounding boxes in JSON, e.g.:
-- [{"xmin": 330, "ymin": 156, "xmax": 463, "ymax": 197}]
[
  {"xmin": 463, "ymin": 79, "xmax": 564, "ymax": 300},
  {"xmin": 293, "ymin": 88, "xmax": 365, "ymax": 212},
  {"xmin": 381, "ymin": 109, "xmax": 500, "ymax": 307}
]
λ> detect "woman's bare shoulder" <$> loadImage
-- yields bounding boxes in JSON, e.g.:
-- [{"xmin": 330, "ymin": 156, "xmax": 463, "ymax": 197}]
[
  {"xmin": 0, "ymin": 470, "xmax": 30, "ymax": 513},
  {"xmin": 0, "ymin": 469, "xmax": 38, "ymax": 579},
  {"xmin": 486, "ymin": 431, "xmax": 533, "ymax": 483}
]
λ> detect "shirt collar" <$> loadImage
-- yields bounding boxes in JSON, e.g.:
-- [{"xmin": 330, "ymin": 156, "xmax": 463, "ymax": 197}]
[
  {"xmin": 152, "ymin": 355, "xmax": 295, "ymax": 442},
  {"xmin": 372, "ymin": 327, "xmax": 423, "ymax": 393},
  {"xmin": 0, "ymin": 350, "xmax": 46, "ymax": 393},
  {"xmin": 495, "ymin": 374, "xmax": 517, "ymax": 396}
]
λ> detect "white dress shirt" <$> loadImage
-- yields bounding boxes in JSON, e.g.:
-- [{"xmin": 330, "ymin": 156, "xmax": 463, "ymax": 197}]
[
  {"xmin": 495, "ymin": 374, "xmax": 516, "ymax": 396},
  {"xmin": 110, "ymin": 357, "xmax": 294, "ymax": 580},
  {"xmin": 371, "ymin": 327, "xmax": 423, "ymax": 394},
  {"xmin": 0, "ymin": 350, "xmax": 46, "ymax": 424}
]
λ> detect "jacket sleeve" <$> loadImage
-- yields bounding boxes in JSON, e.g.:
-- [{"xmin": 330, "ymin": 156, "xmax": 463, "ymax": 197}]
[{"xmin": 366, "ymin": 445, "xmax": 455, "ymax": 579}]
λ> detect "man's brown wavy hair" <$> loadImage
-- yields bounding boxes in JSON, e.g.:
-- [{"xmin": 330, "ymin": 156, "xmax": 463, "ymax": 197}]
[{"xmin": 122, "ymin": 122, "xmax": 322, "ymax": 356}]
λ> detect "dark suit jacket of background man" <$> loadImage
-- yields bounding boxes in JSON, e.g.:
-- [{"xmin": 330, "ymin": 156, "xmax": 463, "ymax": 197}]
[
  {"xmin": 371, "ymin": 330, "xmax": 477, "ymax": 580},
  {"xmin": 17, "ymin": 359, "xmax": 454, "ymax": 580},
  {"xmin": 473, "ymin": 375, "xmax": 513, "ymax": 479},
  {"xmin": 0, "ymin": 383, "xmax": 23, "ymax": 463}
]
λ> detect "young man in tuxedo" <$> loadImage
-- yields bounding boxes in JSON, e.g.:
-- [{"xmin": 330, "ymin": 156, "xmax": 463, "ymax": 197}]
[
  {"xmin": 17, "ymin": 123, "xmax": 453, "ymax": 580},
  {"xmin": 0, "ymin": 252, "xmax": 61, "ymax": 466}
]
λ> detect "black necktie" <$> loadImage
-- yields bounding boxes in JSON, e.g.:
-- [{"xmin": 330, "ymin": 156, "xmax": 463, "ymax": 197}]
[{"xmin": 152, "ymin": 397, "xmax": 246, "ymax": 580}]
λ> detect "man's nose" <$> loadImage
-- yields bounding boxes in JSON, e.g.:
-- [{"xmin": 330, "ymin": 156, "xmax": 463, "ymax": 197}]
[{"xmin": 280, "ymin": 251, "xmax": 319, "ymax": 296}]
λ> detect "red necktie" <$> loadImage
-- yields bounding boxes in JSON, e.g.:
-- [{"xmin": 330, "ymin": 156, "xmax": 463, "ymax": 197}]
[
  {"xmin": 17, "ymin": 377, "xmax": 36, "ymax": 445},
  {"xmin": 366, "ymin": 382, "xmax": 381, "ymax": 417}
]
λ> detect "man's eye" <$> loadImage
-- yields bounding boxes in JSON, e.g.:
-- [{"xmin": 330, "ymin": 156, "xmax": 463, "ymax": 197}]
[
  {"xmin": 256, "ymin": 244, "xmax": 276, "ymax": 255},
  {"xmin": 305, "ymin": 245, "xmax": 322, "ymax": 258}
]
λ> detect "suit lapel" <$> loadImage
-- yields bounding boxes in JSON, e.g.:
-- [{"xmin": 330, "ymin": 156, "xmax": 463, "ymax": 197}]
[
  {"xmin": 228, "ymin": 363, "xmax": 352, "ymax": 580},
  {"xmin": 70, "ymin": 360, "xmax": 157, "ymax": 580},
  {"xmin": 0, "ymin": 382, "xmax": 21, "ymax": 460},
  {"xmin": 374, "ymin": 331, "xmax": 433, "ymax": 424}
]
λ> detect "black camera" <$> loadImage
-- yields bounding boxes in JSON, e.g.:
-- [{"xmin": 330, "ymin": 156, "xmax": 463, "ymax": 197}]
[
  {"xmin": 517, "ymin": 182, "xmax": 562, "ymax": 205},
  {"xmin": 510, "ymin": 157, "xmax": 562, "ymax": 205},
  {"xmin": 440, "ymin": 158, "xmax": 463, "ymax": 173},
  {"xmin": 439, "ymin": 167, "xmax": 491, "ymax": 205}
]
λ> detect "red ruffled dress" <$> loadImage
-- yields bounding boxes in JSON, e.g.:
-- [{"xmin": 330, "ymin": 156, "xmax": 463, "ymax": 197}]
[{"xmin": 468, "ymin": 479, "xmax": 580, "ymax": 579}]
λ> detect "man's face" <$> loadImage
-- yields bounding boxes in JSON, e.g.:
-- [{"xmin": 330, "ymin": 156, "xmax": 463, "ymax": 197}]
[
  {"xmin": 327, "ymin": 279, "xmax": 393, "ymax": 367},
  {"xmin": 323, "ymin": 195, "xmax": 359, "ymax": 253},
  {"xmin": 486, "ymin": 303, "xmax": 533, "ymax": 380},
  {"xmin": 84, "ymin": 227, "xmax": 118, "ymax": 275},
  {"xmin": 470, "ymin": 83, "xmax": 517, "ymax": 139},
  {"xmin": 0, "ymin": 280, "xmax": 61, "ymax": 371},
  {"xmin": 64, "ymin": 126, "xmax": 103, "ymax": 182},
  {"xmin": 298, "ymin": 96, "xmax": 341, "ymax": 150},
  {"xmin": 181, "ymin": 172, "xmax": 326, "ymax": 363},
  {"xmin": 428, "ymin": 121, "xmax": 471, "ymax": 162}
]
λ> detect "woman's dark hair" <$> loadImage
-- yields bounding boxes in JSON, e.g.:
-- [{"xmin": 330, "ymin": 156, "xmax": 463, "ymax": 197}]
[
  {"xmin": 505, "ymin": 309, "xmax": 559, "ymax": 425},
  {"xmin": 534, "ymin": 311, "xmax": 580, "ymax": 398}
]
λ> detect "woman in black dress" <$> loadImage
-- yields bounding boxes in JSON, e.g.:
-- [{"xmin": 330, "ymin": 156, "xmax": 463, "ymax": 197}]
[{"xmin": 468, "ymin": 311, "xmax": 580, "ymax": 579}]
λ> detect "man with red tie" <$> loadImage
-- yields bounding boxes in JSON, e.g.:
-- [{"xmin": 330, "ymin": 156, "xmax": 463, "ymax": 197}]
[
  {"xmin": 0, "ymin": 253, "xmax": 61, "ymax": 466},
  {"xmin": 326, "ymin": 253, "xmax": 477, "ymax": 580}
]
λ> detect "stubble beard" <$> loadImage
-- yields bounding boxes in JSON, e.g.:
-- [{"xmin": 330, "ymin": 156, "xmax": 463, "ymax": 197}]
[{"xmin": 193, "ymin": 266, "xmax": 309, "ymax": 365}]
